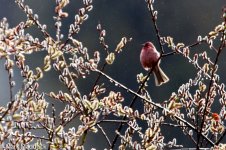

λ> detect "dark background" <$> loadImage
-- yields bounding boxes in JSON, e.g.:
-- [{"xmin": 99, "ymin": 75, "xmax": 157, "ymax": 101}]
[{"xmin": 0, "ymin": 0, "xmax": 225, "ymax": 149}]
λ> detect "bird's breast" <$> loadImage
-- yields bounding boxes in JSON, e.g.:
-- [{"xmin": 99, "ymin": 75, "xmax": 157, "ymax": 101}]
[{"xmin": 140, "ymin": 48, "xmax": 160, "ymax": 70}]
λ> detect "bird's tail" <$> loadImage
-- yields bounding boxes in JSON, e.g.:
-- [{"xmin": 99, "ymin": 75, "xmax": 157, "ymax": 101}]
[{"xmin": 153, "ymin": 66, "xmax": 169, "ymax": 86}]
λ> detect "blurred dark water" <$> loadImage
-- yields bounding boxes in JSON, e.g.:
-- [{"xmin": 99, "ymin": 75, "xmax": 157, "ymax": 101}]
[{"xmin": 0, "ymin": 0, "xmax": 225, "ymax": 149}]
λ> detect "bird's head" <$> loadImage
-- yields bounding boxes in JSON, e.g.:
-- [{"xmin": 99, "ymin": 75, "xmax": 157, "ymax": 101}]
[{"xmin": 142, "ymin": 41, "xmax": 154, "ymax": 48}]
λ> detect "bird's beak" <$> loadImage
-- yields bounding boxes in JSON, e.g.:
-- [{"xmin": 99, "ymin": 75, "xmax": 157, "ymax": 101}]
[{"xmin": 141, "ymin": 43, "xmax": 145, "ymax": 46}]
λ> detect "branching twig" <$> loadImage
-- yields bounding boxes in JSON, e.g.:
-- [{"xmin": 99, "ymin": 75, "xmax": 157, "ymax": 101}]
[
  {"xmin": 109, "ymin": 56, "xmax": 160, "ymax": 149},
  {"xmin": 198, "ymin": 22, "xmax": 226, "ymax": 146},
  {"xmin": 95, "ymin": 68, "xmax": 214, "ymax": 147}
]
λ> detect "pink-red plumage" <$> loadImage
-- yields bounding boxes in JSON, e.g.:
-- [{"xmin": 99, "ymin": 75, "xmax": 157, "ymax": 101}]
[{"xmin": 140, "ymin": 41, "xmax": 169, "ymax": 86}]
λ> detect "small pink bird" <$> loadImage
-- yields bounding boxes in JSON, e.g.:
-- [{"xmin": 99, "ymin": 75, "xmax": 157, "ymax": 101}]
[{"xmin": 140, "ymin": 41, "xmax": 169, "ymax": 86}]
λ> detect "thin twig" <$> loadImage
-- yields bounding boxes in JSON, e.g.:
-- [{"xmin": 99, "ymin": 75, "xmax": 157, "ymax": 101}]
[
  {"xmin": 97, "ymin": 124, "xmax": 112, "ymax": 147},
  {"xmin": 162, "ymin": 51, "xmax": 176, "ymax": 57},
  {"xmin": 88, "ymin": 63, "xmax": 107, "ymax": 100},
  {"xmin": 7, "ymin": 68, "xmax": 13, "ymax": 102},
  {"xmin": 161, "ymin": 122, "xmax": 189, "ymax": 128},
  {"xmin": 0, "ymin": 89, "xmax": 22, "ymax": 121},
  {"xmin": 99, "ymin": 119, "xmax": 128, "ymax": 124},
  {"xmin": 162, "ymin": 122, "xmax": 197, "ymax": 145},
  {"xmin": 147, "ymin": 1, "xmax": 164, "ymax": 53},
  {"xmin": 12, "ymin": 133, "xmax": 49, "ymax": 141},
  {"xmin": 15, "ymin": 0, "xmax": 51, "ymax": 38}
]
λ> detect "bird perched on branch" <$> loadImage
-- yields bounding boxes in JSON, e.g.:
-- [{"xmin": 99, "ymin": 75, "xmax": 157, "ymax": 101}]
[{"xmin": 140, "ymin": 41, "xmax": 169, "ymax": 86}]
